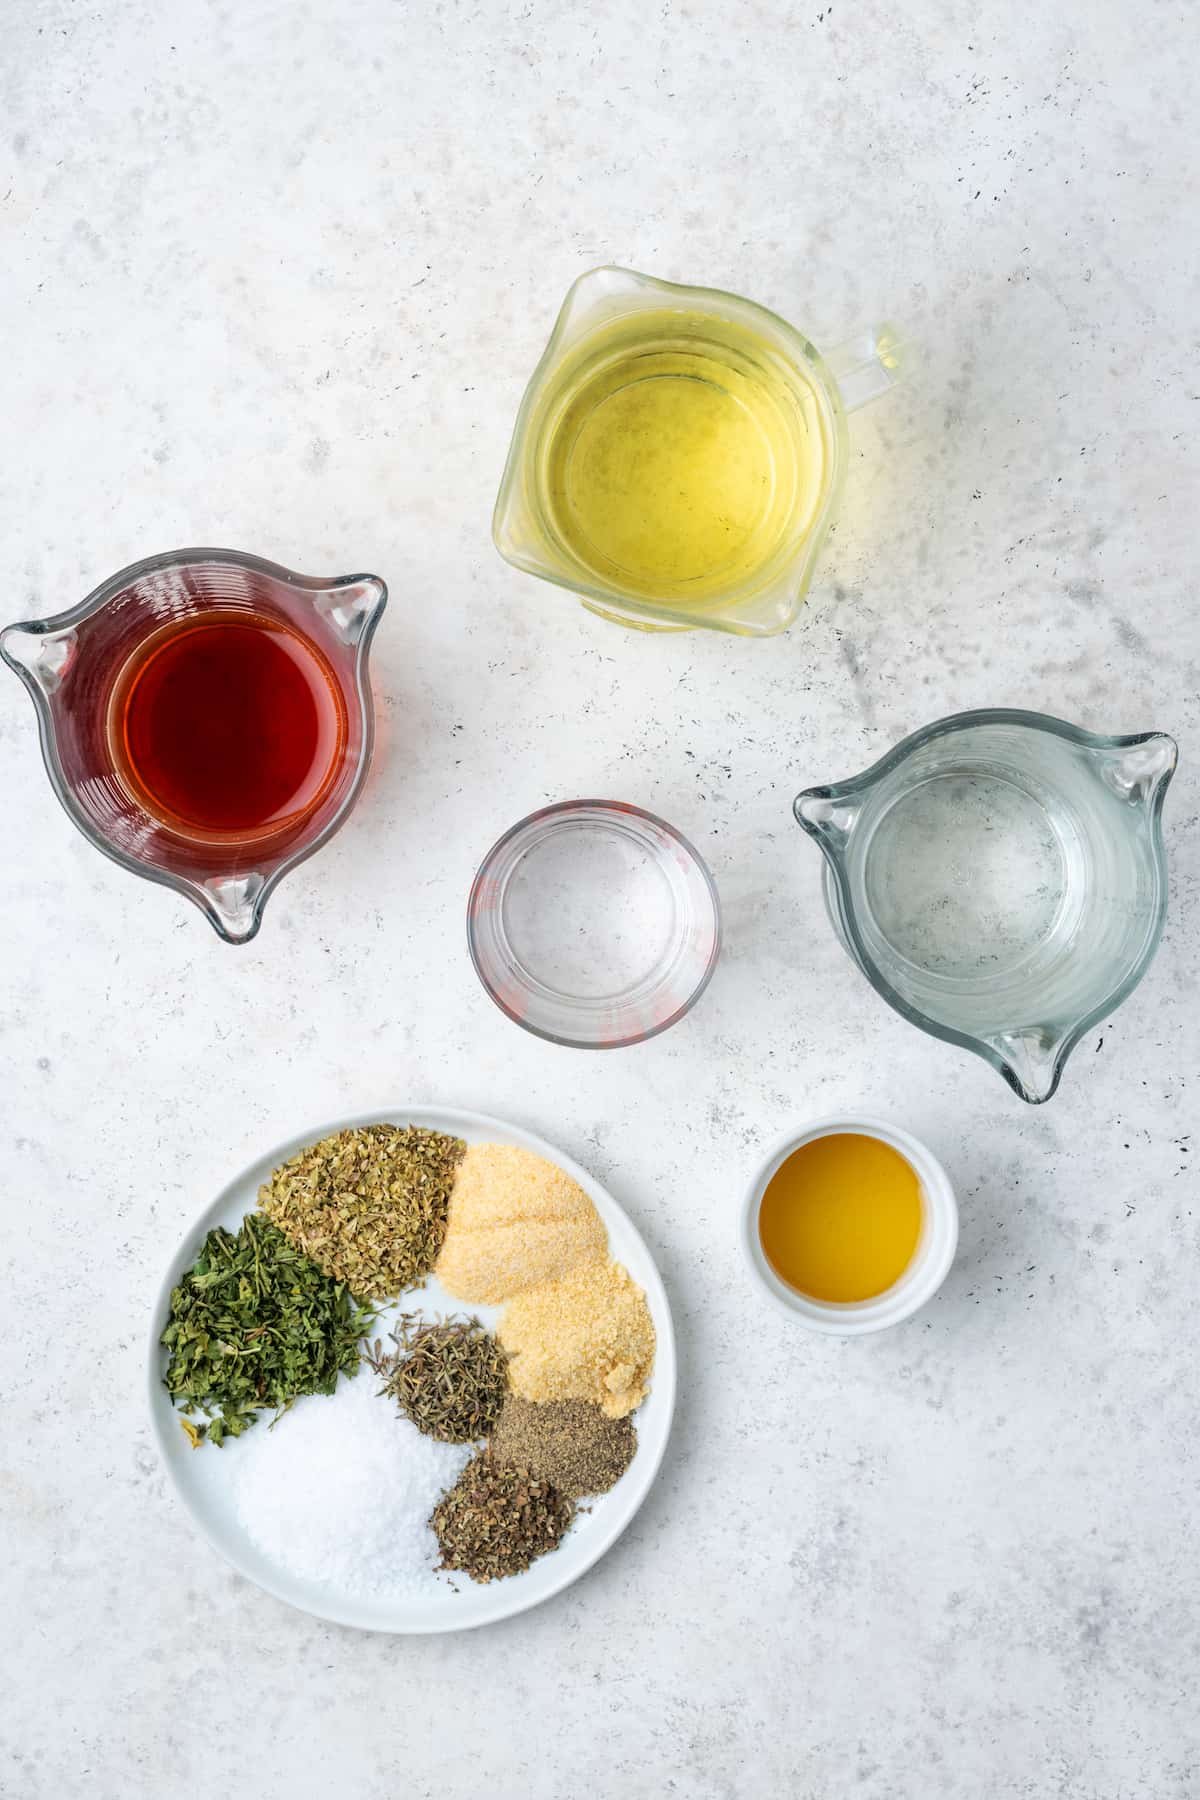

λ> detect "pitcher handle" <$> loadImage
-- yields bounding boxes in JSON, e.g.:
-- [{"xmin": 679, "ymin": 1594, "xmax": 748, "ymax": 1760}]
[{"xmin": 823, "ymin": 323, "xmax": 906, "ymax": 413}]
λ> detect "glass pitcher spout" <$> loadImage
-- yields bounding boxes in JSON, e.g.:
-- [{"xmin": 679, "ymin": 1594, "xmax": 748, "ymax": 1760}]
[
  {"xmin": 983, "ymin": 1026, "xmax": 1073, "ymax": 1106},
  {"xmin": 1, "ymin": 548, "xmax": 388, "ymax": 943},
  {"xmin": 795, "ymin": 709, "xmax": 1176, "ymax": 1103},
  {"xmin": 0, "ymin": 624, "xmax": 78, "ymax": 696},
  {"xmin": 822, "ymin": 324, "xmax": 907, "ymax": 413}
]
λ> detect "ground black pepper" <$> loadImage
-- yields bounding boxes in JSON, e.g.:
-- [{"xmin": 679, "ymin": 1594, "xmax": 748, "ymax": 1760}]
[{"xmin": 489, "ymin": 1395, "xmax": 636, "ymax": 1499}]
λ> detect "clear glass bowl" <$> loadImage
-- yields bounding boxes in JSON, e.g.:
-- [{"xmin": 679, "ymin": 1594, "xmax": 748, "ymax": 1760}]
[
  {"xmin": 0, "ymin": 548, "xmax": 387, "ymax": 943},
  {"xmin": 467, "ymin": 800, "xmax": 721, "ymax": 1047},
  {"xmin": 795, "ymin": 710, "xmax": 1176, "ymax": 1103}
]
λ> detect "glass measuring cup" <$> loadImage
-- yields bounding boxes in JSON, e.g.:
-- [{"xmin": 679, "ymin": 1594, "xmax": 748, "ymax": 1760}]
[
  {"xmin": 1, "ymin": 548, "xmax": 387, "ymax": 943},
  {"xmin": 795, "ymin": 710, "xmax": 1176, "ymax": 1103},
  {"xmin": 493, "ymin": 265, "xmax": 902, "ymax": 636}
]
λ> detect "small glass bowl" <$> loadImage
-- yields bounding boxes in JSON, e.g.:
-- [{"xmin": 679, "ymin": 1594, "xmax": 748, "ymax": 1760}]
[{"xmin": 467, "ymin": 800, "xmax": 721, "ymax": 1047}]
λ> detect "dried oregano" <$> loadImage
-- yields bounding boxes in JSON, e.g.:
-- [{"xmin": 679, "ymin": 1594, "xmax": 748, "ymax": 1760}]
[
  {"xmin": 258, "ymin": 1124, "xmax": 465, "ymax": 1301},
  {"xmin": 430, "ymin": 1452, "xmax": 574, "ymax": 1583},
  {"xmin": 161, "ymin": 1213, "xmax": 374, "ymax": 1447},
  {"xmin": 365, "ymin": 1314, "xmax": 508, "ymax": 1444}
]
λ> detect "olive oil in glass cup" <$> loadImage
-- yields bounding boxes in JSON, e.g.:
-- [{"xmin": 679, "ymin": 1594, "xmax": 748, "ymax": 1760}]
[{"xmin": 494, "ymin": 265, "xmax": 903, "ymax": 636}]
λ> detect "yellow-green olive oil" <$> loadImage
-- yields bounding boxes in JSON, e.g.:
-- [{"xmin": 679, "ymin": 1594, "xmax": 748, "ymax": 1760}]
[{"xmin": 533, "ymin": 309, "xmax": 827, "ymax": 605}]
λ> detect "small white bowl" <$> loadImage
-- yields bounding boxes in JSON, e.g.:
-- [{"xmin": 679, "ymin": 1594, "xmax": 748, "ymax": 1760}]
[{"xmin": 740, "ymin": 1115, "xmax": 958, "ymax": 1335}]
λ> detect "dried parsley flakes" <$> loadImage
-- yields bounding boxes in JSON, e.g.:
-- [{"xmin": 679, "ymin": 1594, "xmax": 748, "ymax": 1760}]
[
  {"xmin": 161, "ymin": 1213, "xmax": 374, "ymax": 1447},
  {"xmin": 258, "ymin": 1124, "xmax": 465, "ymax": 1301},
  {"xmin": 365, "ymin": 1314, "xmax": 508, "ymax": 1444},
  {"xmin": 430, "ymin": 1452, "xmax": 574, "ymax": 1583}
]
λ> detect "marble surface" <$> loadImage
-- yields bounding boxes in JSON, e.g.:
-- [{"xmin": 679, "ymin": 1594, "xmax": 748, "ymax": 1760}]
[{"xmin": 1, "ymin": 1, "xmax": 1197, "ymax": 1795}]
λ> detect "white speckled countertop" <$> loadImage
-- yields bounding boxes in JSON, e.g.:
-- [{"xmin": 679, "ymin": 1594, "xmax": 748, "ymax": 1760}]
[{"xmin": 2, "ymin": 2, "xmax": 1197, "ymax": 1795}]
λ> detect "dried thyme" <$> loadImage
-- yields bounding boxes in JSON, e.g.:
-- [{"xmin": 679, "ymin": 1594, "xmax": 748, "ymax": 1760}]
[
  {"xmin": 258, "ymin": 1124, "xmax": 465, "ymax": 1301},
  {"xmin": 430, "ymin": 1452, "xmax": 574, "ymax": 1582},
  {"xmin": 160, "ymin": 1213, "xmax": 375, "ymax": 1447},
  {"xmin": 364, "ymin": 1314, "xmax": 508, "ymax": 1444}
]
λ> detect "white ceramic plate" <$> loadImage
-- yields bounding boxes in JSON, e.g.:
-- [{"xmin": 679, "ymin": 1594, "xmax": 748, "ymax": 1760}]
[{"xmin": 148, "ymin": 1106, "xmax": 676, "ymax": 1633}]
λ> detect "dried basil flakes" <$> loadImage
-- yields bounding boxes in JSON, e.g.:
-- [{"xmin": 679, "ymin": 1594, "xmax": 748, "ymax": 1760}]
[
  {"xmin": 258, "ymin": 1124, "xmax": 465, "ymax": 1301},
  {"xmin": 161, "ymin": 1213, "xmax": 374, "ymax": 1447}
]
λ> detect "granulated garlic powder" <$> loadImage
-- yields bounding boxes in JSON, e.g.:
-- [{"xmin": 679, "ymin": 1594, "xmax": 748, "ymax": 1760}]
[
  {"xmin": 436, "ymin": 1143, "xmax": 607, "ymax": 1304},
  {"xmin": 498, "ymin": 1259, "xmax": 655, "ymax": 1419}
]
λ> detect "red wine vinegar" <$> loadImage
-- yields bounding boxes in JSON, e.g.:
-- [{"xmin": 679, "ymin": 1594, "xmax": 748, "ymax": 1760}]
[{"xmin": 108, "ymin": 612, "xmax": 346, "ymax": 839}]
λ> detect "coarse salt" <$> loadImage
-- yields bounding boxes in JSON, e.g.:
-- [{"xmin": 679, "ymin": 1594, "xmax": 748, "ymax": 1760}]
[{"xmin": 231, "ymin": 1367, "xmax": 471, "ymax": 1598}]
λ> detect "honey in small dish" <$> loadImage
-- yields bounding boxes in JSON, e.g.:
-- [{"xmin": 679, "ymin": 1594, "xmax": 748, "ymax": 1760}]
[{"xmin": 757, "ymin": 1133, "xmax": 922, "ymax": 1303}]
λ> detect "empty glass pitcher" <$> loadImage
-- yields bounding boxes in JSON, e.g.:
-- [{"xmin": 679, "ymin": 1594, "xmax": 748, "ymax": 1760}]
[
  {"xmin": 1, "ymin": 548, "xmax": 387, "ymax": 943},
  {"xmin": 795, "ymin": 710, "xmax": 1176, "ymax": 1103},
  {"xmin": 494, "ymin": 265, "xmax": 902, "ymax": 636}
]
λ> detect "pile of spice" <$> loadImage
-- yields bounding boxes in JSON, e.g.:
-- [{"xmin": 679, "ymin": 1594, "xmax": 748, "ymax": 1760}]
[
  {"xmin": 436, "ymin": 1143, "xmax": 606, "ymax": 1302},
  {"xmin": 429, "ymin": 1451, "xmax": 574, "ymax": 1582},
  {"xmin": 161, "ymin": 1213, "xmax": 374, "ymax": 1447},
  {"xmin": 490, "ymin": 1396, "xmax": 636, "ymax": 1499},
  {"xmin": 365, "ymin": 1314, "xmax": 507, "ymax": 1443},
  {"xmin": 499, "ymin": 1257, "xmax": 656, "ymax": 1418},
  {"xmin": 233, "ymin": 1368, "xmax": 471, "ymax": 1598},
  {"xmin": 259, "ymin": 1123, "xmax": 465, "ymax": 1301}
]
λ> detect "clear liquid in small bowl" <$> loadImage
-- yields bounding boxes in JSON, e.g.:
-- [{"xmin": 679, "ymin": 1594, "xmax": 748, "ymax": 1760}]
[
  {"xmin": 468, "ymin": 801, "xmax": 721, "ymax": 1047},
  {"xmin": 501, "ymin": 823, "xmax": 680, "ymax": 999}
]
